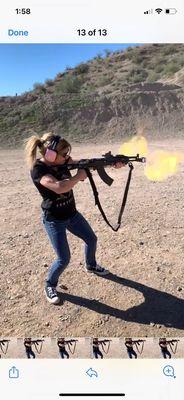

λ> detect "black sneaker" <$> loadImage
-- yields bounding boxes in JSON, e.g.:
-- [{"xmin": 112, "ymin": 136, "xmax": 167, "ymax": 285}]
[
  {"xmin": 86, "ymin": 264, "xmax": 109, "ymax": 276},
  {"xmin": 44, "ymin": 286, "xmax": 60, "ymax": 304}
]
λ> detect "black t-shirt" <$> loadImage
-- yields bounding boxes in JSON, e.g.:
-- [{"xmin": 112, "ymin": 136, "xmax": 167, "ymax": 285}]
[
  {"xmin": 93, "ymin": 340, "xmax": 99, "ymax": 350},
  {"xmin": 24, "ymin": 340, "xmax": 32, "ymax": 349},
  {"xmin": 125, "ymin": 341, "xmax": 133, "ymax": 351},
  {"xmin": 57, "ymin": 340, "xmax": 65, "ymax": 350},
  {"xmin": 159, "ymin": 341, "xmax": 167, "ymax": 350},
  {"xmin": 30, "ymin": 159, "xmax": 77, "ymax": 220}
]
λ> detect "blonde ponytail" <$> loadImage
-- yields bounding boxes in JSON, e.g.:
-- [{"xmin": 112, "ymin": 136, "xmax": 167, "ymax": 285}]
[
  {"xmin": 24, "ymin": 132, "xmax": 71, "ymax": 169},
  {"xmin": 24, "ymin": 135, "xmax": 42, "ymax": 169}
]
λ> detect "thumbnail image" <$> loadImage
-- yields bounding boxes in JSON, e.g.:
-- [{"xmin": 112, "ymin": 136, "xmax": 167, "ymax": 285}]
[
  {"xmin": 158, "ymin": 337, "xmax": 184, "ymax": 359},
  {"xmin": 91, "ymin": 337, "xmax": 120, "ymax": 358},
  {"xmin": 0, "ymin": 43, "xmax": 184, "ymax": 339},
  {"xmin": 121, "ymin": 337, "xmax": 147, "ymax": 359},
  {"xmin": 23, "ymin": 337, "xmax": 45, "ymax": 358}
]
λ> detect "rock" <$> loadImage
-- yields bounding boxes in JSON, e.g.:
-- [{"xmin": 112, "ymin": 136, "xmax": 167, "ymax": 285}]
[
  {"xmin": 150, "ymin": 322, "xmax": 155, "ymax": 327},
  {"xmin": 59, "ymin": 316, "xmax": 69, "ymax": 321},
  {"xmin": 45, "ymin": 322, "xmax": 50, "ymax": 327},
  {"xmin": 156, "ymin": 266, "xmax": 160, "ymax": 271},
  {"xmin": 177, "ymin": 286, "xmax": 182, "ymax": 292},
  {"xmin": 139, "ymin": 241, "xmax": 144, "ymax": 246},
  {"xmin": 43, "ymin": 264, "xmax": 48, "ymax": 268},
  {"xmin": 59, "ymin": 284, "xmax": 68, "ymax": 290}
]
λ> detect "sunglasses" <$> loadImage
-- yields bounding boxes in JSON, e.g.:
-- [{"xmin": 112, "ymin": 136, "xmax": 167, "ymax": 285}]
[{"xmin": 60, "ymin": 150, "xmax": 70, "ymax": 158}]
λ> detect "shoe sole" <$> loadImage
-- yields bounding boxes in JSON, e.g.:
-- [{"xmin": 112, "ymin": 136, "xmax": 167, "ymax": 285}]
[
  {"xmin": 86, "ymin": 269, "xmax": 110, "ymax": 276},
  {"xmin": 44, "ymin": 289, "xmax": 60, "ymax": 305}
]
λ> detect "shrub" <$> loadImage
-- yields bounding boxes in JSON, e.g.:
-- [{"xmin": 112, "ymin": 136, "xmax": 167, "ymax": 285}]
[
  {"xmin": 163, "ymin": 62, "xmax": 180, "ymax": 75},
  {"xmin": 95, "ymin": 53, "xmax": 103, "ymax": 62},
  {"xmin": 104, "ymin": 49, "xmax": 111, "ymax": 57},
  {"xmin": 162, "ymin": 45, "xmax": 177, "ymax": 56},
  {"xmin": 127, "ymin": 67, "xmax": 148, "ymax": 83},
  {"xmin": 33, "ymin": 82, "xmax": 43, "ymax": 90},
  {"xmin": 45, "ymin": 79, "xmax": 54, "ymax": 86},
  {"xmin": 55, "ymin": 76, "xmax": 83, "ymax": 94},
  {"xmin": 147, "ymin": 71, "xmax": 159, "ymax": 82},
  {"xmin": 96, "ymin": 76, "xmax": 111, "ymax": 87},
  {"xmin": 155, "ymin": 64, "xmax": 164, "ymax": 73},
  {"xmin": 74, "ymin": 63, "xmax": 89, "ymax": 75},
  {"xmin": 33, "ymin": 83, "xmax": 46, "ymax": 93},
  {"xmin": 132, "ymin": 55, "xmax": 144, "ymax": 64}
]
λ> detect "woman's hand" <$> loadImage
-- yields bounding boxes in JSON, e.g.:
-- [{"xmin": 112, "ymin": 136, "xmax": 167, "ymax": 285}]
[
  {"xmin": 113, "ymin": 162, "xmax": 126, "ymax": 169},
  {"xmin": 76, "ymin": 169, "xmax": 88, "ymax": 181}
]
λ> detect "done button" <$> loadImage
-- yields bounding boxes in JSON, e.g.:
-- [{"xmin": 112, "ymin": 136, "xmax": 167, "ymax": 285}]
[{"xmin": 8, "ymin": 29, "xmax": 29, "ymax": 36}]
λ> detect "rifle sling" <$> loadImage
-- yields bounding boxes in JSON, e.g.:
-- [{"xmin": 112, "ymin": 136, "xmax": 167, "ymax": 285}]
[{"xmin": 85, "ymin": 162, "xmax": 134, "ymax": 232}]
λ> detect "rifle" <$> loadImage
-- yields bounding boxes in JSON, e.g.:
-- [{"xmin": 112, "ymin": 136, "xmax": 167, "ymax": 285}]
[
  {"xmin": 64, "ymin": 152, "xmax": 146, "ymax": 231},
  {"xmin": 66, "ymin": 152, "xmax": 146, "ymax": 186}
]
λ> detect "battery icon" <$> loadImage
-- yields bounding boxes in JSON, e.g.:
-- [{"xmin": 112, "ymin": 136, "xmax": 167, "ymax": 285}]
[{"xmin": 165, "ymin": 8, "xmax": 177, "ymax": 14}]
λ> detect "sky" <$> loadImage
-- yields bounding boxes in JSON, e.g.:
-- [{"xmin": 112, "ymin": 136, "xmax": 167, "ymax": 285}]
[{"xmin": 0, "ymin": 44, "xmax": 138, "ymax": 96}]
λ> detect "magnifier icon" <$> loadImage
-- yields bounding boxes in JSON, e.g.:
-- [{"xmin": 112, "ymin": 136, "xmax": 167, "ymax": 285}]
[{"xmin": 163, "ymin": 365, "xmax": 176, "ymax": 378}]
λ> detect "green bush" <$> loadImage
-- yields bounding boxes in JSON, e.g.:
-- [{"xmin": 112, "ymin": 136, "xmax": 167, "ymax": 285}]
[
  {"xmin": 55, "ymin": 76, "xmax": 83, "ymax": 94},
  {"xmin": 132, "ymin": 54, "xmax": 144, "ymax": 64},
  {"xmin": 55, "ymin": 72, "xmax": 64, "ymax": 79},
  {"xmin": 127, "ymin": 67, "xmax": 148, "ymax": 83},
  {"xmin": 21, "ymin": 105, "xmax": 36, "ymax": 120},
  {"xmin": 95, "ymin": 53, "xmax": 103, "ymax": 62},
  {"xmin": 147, "ymin": 71, "xmax": 159, "ymax": 82},
  {"xmin": 33, "ymin": 82, "xmax": 46, "ymax": 93},
  {"xmin": 96, "ymin": 76, "xmax": 111, "ymax": 87},
  {"xmin": 104, "ymin": 49, "xmax": 111, "ymax": 57},
  {"xmin": 163, "ymin": 62, "xmax": 180, "ymax": 75},
  {"xmin": 45, "ymin": 79, "xmax": 54, "ymax": 86},
  {"xmin": 33, "ymin": 82, "xmax": 44, "ymax": 90},
  {"xmin": 74, "ymin": 63, "xmax": 89, "ymax": 75},
  {"xmin": 155, "ymin": 64, "xmax": 164, "ymax": 73},
  {"xmin": 162, "ymin": 45, "xmax": 177, "ymax": 56}
]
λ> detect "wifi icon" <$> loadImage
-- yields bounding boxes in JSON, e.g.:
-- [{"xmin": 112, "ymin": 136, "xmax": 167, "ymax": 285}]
[{"xmin": 155, "ymin": 8, "xmax": 163, "ymax": 14}]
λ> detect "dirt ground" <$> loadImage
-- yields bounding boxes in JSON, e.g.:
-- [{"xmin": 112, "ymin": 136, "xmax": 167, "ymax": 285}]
[{"xmin": 0, "ymin": 139, "xmax": 184, "ymax": 338}]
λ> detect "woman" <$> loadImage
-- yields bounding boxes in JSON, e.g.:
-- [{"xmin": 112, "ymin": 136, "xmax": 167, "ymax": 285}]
[
  {"xmin": 25, "ymin": 132, "xmax": 123, "ymax": 305},
  {"xmin": 124, "ymin": 338, "xmax": 138, "ymax": 359},
  {"xmin": 92, "ymin": 338, "xmax": 111, "ymax": 359},
  {"xmin": 24, "ymin": 338, "xmax": 36, "ymax": 359},
  {"xmin": 57, "ymin": 338, "xmax": 77, "ymax": 359},
  {"xmin": 159, "ymin": 338, "xmax": 172, "ymax": 359}
]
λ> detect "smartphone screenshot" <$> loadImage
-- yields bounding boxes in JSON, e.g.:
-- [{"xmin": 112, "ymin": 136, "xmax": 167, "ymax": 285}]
[{"xmin": 0, "ymin": 1, "xmax": 184, "ymax": 399}]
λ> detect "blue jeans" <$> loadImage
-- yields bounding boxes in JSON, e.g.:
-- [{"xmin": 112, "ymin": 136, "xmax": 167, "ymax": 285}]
[
  {"xmin": 161, "ymin": 349, "xmax": 171, "ymax": 359},
  {"xmin": 26, "ymin": 348, "xmax": 35, "ymax": 359},
  {"xmin": 42, "ymin": 211, "xmax": 97, "ymax": 287},
  {"xmin": 127, "ymin": 348, "xmax": 137, "ymax": 359}
]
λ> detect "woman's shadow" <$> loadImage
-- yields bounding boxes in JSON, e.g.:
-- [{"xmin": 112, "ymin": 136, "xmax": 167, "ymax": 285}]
[{"xmin": 61, "ymin": 273, "xmax": 184, "ymax": 330}]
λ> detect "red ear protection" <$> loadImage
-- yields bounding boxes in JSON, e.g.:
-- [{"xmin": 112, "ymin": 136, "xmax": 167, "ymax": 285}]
[{"xmin": 45, "ymin": 136, "xmax": 61, "ymax": 162}]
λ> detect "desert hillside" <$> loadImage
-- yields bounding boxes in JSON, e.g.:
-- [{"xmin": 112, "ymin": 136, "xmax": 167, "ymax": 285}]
[{"xmin": 1, "ymin": 44, "xmax": 184, "ymax": 147}]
